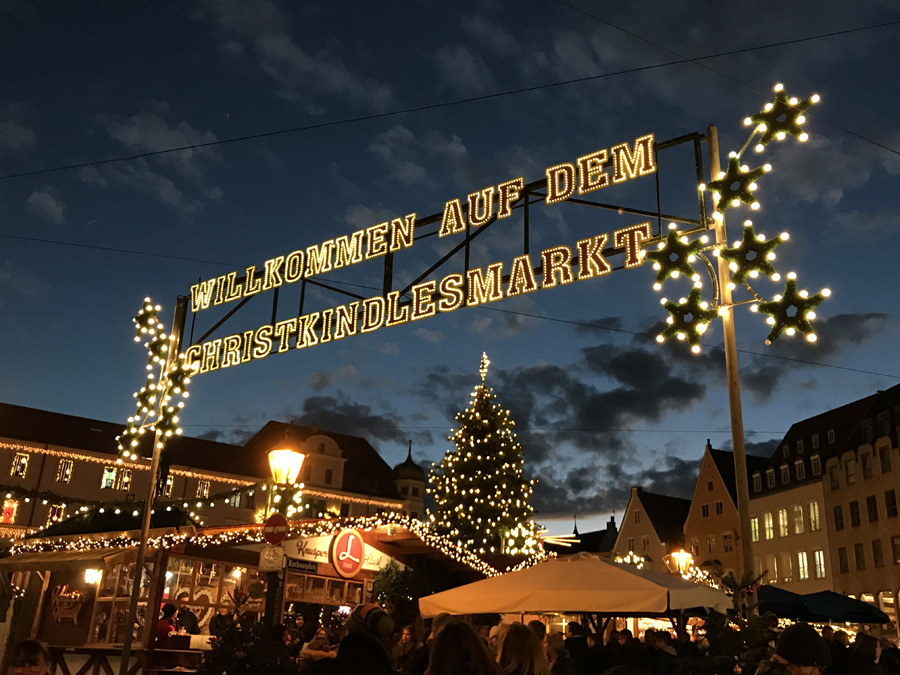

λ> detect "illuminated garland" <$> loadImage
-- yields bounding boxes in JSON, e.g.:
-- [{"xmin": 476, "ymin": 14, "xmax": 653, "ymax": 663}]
[
  {"xmin": 646, "ymin": 83, "xmax": 829, "ymax": 350},
  {"xmin": 427, "ymin": 353, "xmax": 542, "ymax": 558},
  {"xmin": 613, "ymin": 551, "xmax": 646, "ymax": 569}
]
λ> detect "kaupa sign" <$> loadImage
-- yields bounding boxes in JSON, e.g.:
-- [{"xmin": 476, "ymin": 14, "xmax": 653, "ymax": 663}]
[{"xmin": 185, "ymin": 134, "xmax": 657, "ymax": 374}]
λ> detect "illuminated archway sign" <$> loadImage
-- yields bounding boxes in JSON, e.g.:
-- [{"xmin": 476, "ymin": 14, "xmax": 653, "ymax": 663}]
[
  {"xmin": 330, "ymin": 528, "xmax": 366, "ymax": 579},
  {"xmin": 184, "ymin": 134, "xmax": 657, "ymax": 373}
]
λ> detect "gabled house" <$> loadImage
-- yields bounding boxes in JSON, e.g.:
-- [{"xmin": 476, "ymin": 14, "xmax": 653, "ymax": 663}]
[{"xmin": 613, "ymin": 486, "xmax": 691, "ymax": 574}]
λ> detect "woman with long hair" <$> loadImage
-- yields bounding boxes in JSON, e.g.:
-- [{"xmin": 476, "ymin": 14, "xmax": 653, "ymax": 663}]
[
  {"xmin": 496, "ymin": 623, "xmax": 550, "ymax": 675},
  {"xmin": 851, "ymin": 633, "xmax": 882, "ymax": 675},
  {"xmin": 426, "ymin": 622, "xmax": 502, "ymax": 675}
]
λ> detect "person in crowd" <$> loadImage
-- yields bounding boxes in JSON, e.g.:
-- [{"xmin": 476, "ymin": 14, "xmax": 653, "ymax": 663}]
[
  {"xmin": 496, "ymin": 622, "xmax": 549, "ymax": 675},
  {"xmin": 612, "ymin": 629, "xmax": 650, "ymax": 670},
  {"xmin": 269, "ymin": 625, "xmax": 295, "ymax": 675},
  {"xmin": 528, "ymin": 621, "xmax": 547, "ymax": 645},
  {"xmin": 299, "ymin": 627, "xmax": 337, "ymax": 674},
  {"xmin": 582, "ymin": 630, "xmax": 613, "ymax": 675},
  {"xmin": 174, "ymin": 592, "xmax": 201, "ymax": 635},
  {"xmin": 878, "ymin": 638, "xmax": 900, "ymax": 675},
  {"xmin": 646, "ymin": 631, "xmax": 677, "ymax": 675},
  {"xmin": 407, "ymin": 613, "xmax": 456, "ymax": 675},
  {"xmin": 393, "ymin": 625, "xmax": 422, "ymax": 673},
  {"xmin": 7, "ymin": 640, "xmax": 52, "ymax": 675},
  {"xmin": 284, "ymin": 628, "xmax": 303, "ymax": 659},
  {"xmin": 825, "ymin": 630, "xmax": 851, "ymax": 675},
  {"xmin": 478, "ymin": 625, "xmax": 492, "ymax": 643},
  {"xmin": 292, "ymin": 613, "xmax": 313, "ymax": 643},
  {"xmin": 426, "ymin": 621, "xmax": 502, "ymax": 675},
  {"xmin": 820, "ymin": 627, "xmax": 834, "ymax": 643},
  {"xmin": 754, "ymin": 623, "xmax": 831, "ymax": 675},
  {"xmin": 156, "ymin": 603, "xmax": 177, "ymax": 647},
  {"xmin": 209, "ymin": 608, "xmax": 235, "ymax": 638},
  {"xmin": 563, "ymin": 623, "xmax": 587, "ymax": 671},
  {"xmin": 545, "ymin": 634, "xmax": 576, "ymax": 675},
  {"xmin": 312, "ymin": 604, "xmax": 394, "ymax": 675},
  {"xmin": 489, "ymin": 624, "xmax": 510, "ymax": 656},
  {"xmin": 849, "ymin": 633, "xmax": 882, "ymax": 675}
]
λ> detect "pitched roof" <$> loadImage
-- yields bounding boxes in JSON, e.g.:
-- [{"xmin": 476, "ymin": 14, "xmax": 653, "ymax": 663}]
[
  {"xmin": 637, "ymin": 488, "xmax": 691, "ymax": 545},
  {"xmin": 708, "ymin": 446, "xmax": 771, "ymax": 504}
]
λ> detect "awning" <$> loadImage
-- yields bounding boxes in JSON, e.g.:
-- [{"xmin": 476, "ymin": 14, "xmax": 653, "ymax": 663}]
[{"xmin": 0, "ymin": 547, "xmax": 136, "ymax": 572}]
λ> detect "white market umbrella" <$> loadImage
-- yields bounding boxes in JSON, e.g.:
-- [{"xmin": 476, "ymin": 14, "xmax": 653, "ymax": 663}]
[{"xmin": 419, "ymin": 552, "xmax": 727, "ymax": 617}]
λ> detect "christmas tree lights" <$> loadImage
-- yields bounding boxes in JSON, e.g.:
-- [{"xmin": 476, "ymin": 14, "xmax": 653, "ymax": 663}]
[{"xmin": 427, "ymin": 353, "xmax": 541, "ymax": 558}]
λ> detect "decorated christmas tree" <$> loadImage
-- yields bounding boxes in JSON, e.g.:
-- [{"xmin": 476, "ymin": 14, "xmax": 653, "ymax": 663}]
[{"xmin": 428, "ymin": 353, "xmax": 540, "ymax": 557}]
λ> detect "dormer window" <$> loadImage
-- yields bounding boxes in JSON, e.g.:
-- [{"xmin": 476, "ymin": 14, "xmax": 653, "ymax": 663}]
[{"xmin": 753, "ymin": 472, "xmax": 762, "ymax": 492}]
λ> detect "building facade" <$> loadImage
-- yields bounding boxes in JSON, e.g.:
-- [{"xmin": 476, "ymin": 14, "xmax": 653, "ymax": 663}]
[{"xmin": 613, "ymin": 486, "xmax": 691, "ymax": 574}]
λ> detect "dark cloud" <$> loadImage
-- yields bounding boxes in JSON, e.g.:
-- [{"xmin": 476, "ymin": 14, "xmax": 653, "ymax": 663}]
[{"xmin": 720, "ymin": 437, "xmax": 780, "ymax": 459}]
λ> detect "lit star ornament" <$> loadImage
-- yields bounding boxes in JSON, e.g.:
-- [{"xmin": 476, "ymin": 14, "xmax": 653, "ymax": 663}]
[
  {"xmin": 753, "ymin": 274, "xmax": 830, "ymax": 344},
  {"xmin": 656, "ymin": 288, "xmax": 719, "ymax": 353},
  {"xmin": 720, "ymin": 220, "xmax": 788, "ymax": 285},
  {"xmin": 746, "ymin": 83, "xmax": 820, "ymax": 152},
  {"xmin": 703, "ymin": 155, "xmax": 771, "ymax": 214},
  {"xmin": 644, "ymin": 227, "xmax": 705, "ymax": 290}
]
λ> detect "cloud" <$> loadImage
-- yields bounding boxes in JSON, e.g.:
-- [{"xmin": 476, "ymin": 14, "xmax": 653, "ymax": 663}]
[
  {"xmin": 25, "ymin": 188, "xmax": 65, "ymax": 224},
  {"xmin": 200, "ymin": 0, "xmax": 391, "ymax": 112},
  {"xmin": 415, "ymin": 327, "xmax": 445, "ymax": 344},
  {"xmin": 0, "ymin": 259, "xmax": 45, "ymax": 302},
  {"xmin": 434, "ymin": 45, "xmax": 495, "ymax": 95},
  {"xmin": 0, "ymin": 102, "xmax": 36, "ymax": 151},
  {"xmin": 835, "ymin": 209, "xmax": 898, "ymax": 235},
  {"xmin": 460, "ymin": 15, "xmax": 518, "ymax": 58},
  {"xmin": 79, "ymin": 161, "xmax": 204, "ymax": 215},
  {"xmin": 368, "ymin": 126, "xmax": 428, "ymax": 186},
  {"xmin": 307, "ymin": 364, "xmax": 357, "ymax": 391}
]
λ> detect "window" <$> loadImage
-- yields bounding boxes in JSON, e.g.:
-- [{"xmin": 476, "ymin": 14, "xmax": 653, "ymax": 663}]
[
  {"xmin": 778, "ymin": 509, "xmax": 789, "ymax": 537},
  {"xmin": 56, "ymin": 459, "xmax": 73, "ymax": 483},
  {"xmin": 751, "ymin": 517, "xmax": 760, "ymax": 542},
  {"xmin": 861, "ymin": 419, "xmax": 874, "ymax": 443},
  {"xmin": 634, "ymin": 510, "xmax": 641, "ymax": 524},
  {"xmin": 837, "ymin": 547, "xmax": 849, "ymax": 573},
  {"xmin": 846, "ymin": 458, "xmax": 857, "ymax": 485},
  {"xmin": 753, "ymin": 473, "xmax": 762, "ymax": 492},
  {"xmin": 892, "ymin": 536, "xmax": 900, "ymax": 564},
  {"xmin": 795, "ymin": 460, "xmax": 806, "ymax": 480},
  {"xmin": 780, "ymin": 552, "xmax": 793, "ymax": 582},
  {"xmin": 317, "ymin": 443, "xmax": 326, "ymax": 453},
  {"xmin": 866, "ymin": 495, "xmax": 879, "ymax": 523},
  {"xmin": 324, "ymin": 468, "xmax": 333, "ymax": 485},
  {"xmin": 812, "ymin": 434, "xmax": 819, "ymax": 449},
  {"xmin": 101, "ymin": 467, "xmax": 117, "ymax": 489},
  {"xmin": 196, "ymin": 480, "xmax": 210, "ymax": 498},
  {"xmin": 881, "ymin": 446, "xmax": 892, "ymax": 474},
  {"xmin": 701, "ymin": 504, "xmax": 709, "ymax": 518},
  {"xmin": 781, "ymin": 465, "xmax": 790, "ymax": 483},
  {"xmin": 706, "ymin": 536, "xmax": 715, "ymax": 555},
  {"xmin": 764, "ymin": 512, "xmax": 774, "ymax": 540},
  {"xmin": 861, "ymin": 453, "xmax": 874, "ymax": 480},
  {"xmin": 849, "ymin": 500, "xmax": 861, "ymax": 527},
  {"xmin": 809, "ymin": 501, "xmax": 820, "ymax": 531},
  {"xmin": 813, "ymin": 550, "xmax": 826, "ymax": 578},
  {"xmin": 833, "ymin": 505, "xmax": 844, "ymax": 531},
  {"xmin": 877, "ymin": 411, "xmax": 891, "ymax": 437},
  {"xmin": 641, "ymin": 535, "xmax": 649, "ymax": 552},
  {"xmin": 767, "ymin": 468, "xmax": 776, "ymax": 488},
  {"xmin": 797, "ymin": 551, "xmax": 809, "ymax": 580},
  {"xmin": 162, "ymin": 474, "xmax": 174, "ymax": 497},
  {"xmin": 715, "ymin": 501, "xmax": 724, "ymax": 515},
  {"xmin": 765, "ymin": 554, "xmax": 778, "ymax": 583},
  {"xmin": 811, "ymin": 455, "xmax": 821, "ymax": 475},
  {"xmin": 707, "ymin": 481, "xmax": 714, "ymax": 492},
  {"xmin": 411, "ymin": 487, "xmax": 419, "ymax": 497},
  {"xmin": 10, "ymin": 453, "xmax": 28, "ymax": 478},
  {"xmin": 627, "ymin": 537, "xmax": 634, "ymax": 552},
  {"xmin": 723, "ymin": 532, "xmax": 734, "ymax": 553},
  {"xmin": 873, "ymin": 539, "xmax": 884, "ymax": 567},
  {"xmin": 782, "ymin": 445, "xmax": 789, "ymax": 458},
  {"xmin": 886, "ymin": 489, "xmax": 898, "ymax": 518},
  {"xmin": 855, "ymin": 543, "xmax": 866, "ymax": 570},
  {"xmin": 793, "ymin": 505, "xmax": 804, "ymax": 534},
  {"xmin": 689, "ymin": 538, "xmax": 700, "ymax": 557},
  {"xmin": 400, "ymin": 485, "xmax": 409, "ymax": 496},
  {"xmin": 115, "ymin": 469, "xmax": 132, "ymax": 492},
  {"xmin": 828, "ymin": 466, "xmax": 840, "ymax": 490},
  {"xmin": 797, "ymin": 440, "xmax": 804, "ymax": 454},
  {"xmin": 1, "ymin": 499, "xmax": 18, "ymax": 524},
  {"xmin": 340, "ymin": 503, "xmax": 350, "ymax": 517},
  {"xmin": 827, "ymin": 429, "xmax": 835, "ymax": 444},
  {"xmin": 227, "ymin": 493, "xmax": 241, "ymax": 508},
  {"xmin": 304, "ymin": 465, "xmax": 311, "ymax": 481},
  {"xmin": 46, "ymin": 504, "xmax": 65, "ymax": 526}
]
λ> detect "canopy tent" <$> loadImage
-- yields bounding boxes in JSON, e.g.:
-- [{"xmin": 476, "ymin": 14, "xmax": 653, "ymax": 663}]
[
  {"xmin": 756, "ymin": 585, "xmax": 809, "ymax": 620},
  {"xmin": 419, "ymin": 552, "xmax": 728, "ymax": 617},
  {"xmin": 803, "ymin": 590, "xmax": 890, "ymax": 624}
]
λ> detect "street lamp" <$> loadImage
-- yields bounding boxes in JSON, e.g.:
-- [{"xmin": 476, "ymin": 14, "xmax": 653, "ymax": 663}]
[
  {"xmin": 664, "ymin": 549, "xmax": 693, "ymax": 576},
  {"xmin": 268, "ymin": 448, "xmax": 304, "ymax": 486}
]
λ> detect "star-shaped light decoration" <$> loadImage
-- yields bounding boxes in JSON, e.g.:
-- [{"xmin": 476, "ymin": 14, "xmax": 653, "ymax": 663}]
[
  {"xmin": 720, "ymin": 220, "xmax": 788, "ymax": 285},
  {"xmin": 133, "ymin": 298, "xmax": 161, "ymax": 341},
  {"xmin": 702, "ymin": 155, "xmax": 771, "ymax": 214},
  {"xmin": 753, "ymin": 274, "xmax": 831, "ymax": 344},
  {"xmin": 644, "ymin": 226, "xmax": 707, "ymax": 290},
  {"xmin": 479, "ymin": 352, "xmax": 490, "ymax": 382},
  {"xmin": 655, "ymin": 288, "xmax": 719, "ymax": 354},
  {"xmin": 746, "ymin": 83, "xmax": 820, "ymax": 152}
]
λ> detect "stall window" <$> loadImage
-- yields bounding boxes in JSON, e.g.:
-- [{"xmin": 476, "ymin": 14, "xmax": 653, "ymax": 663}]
[
  {"xmin": 101, "ymin": 467, "xmax": 117, "ymax": 489},
  {"xmin": 1, "ymin": 499, "xmax": 17, "ymax": 524},
  {"xmin": 10, "ymin": 453, "xmax": 29, "ymax": 478},
  {"xmin": 56, "ymin": 459, "xmax": 74, "ymax": 483},
  {"xmin": 46, "ymin": 504, "xmax": 65, "ymax": 526},
  {"xmin": 90, "ymin": 559, "xmax": 153, "ymax": 645}
]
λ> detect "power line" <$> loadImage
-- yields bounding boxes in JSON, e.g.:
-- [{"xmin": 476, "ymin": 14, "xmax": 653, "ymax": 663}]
[{"xmin": 2, "ymin": 18, "xmax": 899, "ymax": 182}]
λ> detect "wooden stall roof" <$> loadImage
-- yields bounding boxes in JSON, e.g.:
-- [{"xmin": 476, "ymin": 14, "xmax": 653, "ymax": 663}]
[{"xmin": 0, "ymin": 546, "xmax": 136, "ymax": 571}]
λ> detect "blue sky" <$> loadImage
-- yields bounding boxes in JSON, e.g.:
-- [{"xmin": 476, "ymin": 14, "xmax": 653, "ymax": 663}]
[{"xmin": 1, "ymin": 0, "xmax": 898, "ymax": 534}]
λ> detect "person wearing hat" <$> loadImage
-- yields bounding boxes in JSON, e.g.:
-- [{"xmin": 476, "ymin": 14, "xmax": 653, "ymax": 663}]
[
  {"xmin": 755, "ymin": 623, "xmax": 832, "ymax": 675},
  {"xmin": 312, "ymin": 604, "xmax": 395, "ymax": 675}
]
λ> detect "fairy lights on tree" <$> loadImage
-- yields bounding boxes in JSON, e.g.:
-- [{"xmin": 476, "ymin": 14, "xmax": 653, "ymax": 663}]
[
  {"xmin": 427, "ymin": 353, "xmax": 540, "ymax": 558},
  {"xmin": 648, "ymin": 83, "xmax": 830, "ymax": 351}
]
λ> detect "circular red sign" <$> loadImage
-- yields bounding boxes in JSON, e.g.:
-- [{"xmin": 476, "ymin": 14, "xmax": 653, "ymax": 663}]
[
  {"xmin": 330, "ymin": 529, "xmax": 365, "ymax": 578},
  {"xmin": 263, "ymin": 513, "xmax": 288, "ymax": 545}
]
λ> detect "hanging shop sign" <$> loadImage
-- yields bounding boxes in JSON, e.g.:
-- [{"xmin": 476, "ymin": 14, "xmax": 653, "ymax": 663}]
[
  {"xmin": 330, "ymin": 529, "xmax": 365, "ymax": 578},
  {"xmin": 51, "ymin": 585, "xmax": 90, "ymax": 624},
  {"xmin": 185, "ymin": 134, "xmax": 657, "ymax": 374},
  {"xmin": 285, "ymin": 532, "xmax": 390, "ymax": 573}
]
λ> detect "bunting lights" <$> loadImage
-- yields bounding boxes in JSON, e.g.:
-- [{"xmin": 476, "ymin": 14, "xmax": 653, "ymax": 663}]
[{"xmin": 648, "ymin": 83, "xmax": 830, "ymax": 352}]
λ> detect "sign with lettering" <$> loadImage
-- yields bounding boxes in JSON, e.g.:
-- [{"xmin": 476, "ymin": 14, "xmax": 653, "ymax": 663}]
[
  {"xmin": 184, "ymin": 134, "xmax": 658, "ymax": 375},
  {"xmin": 286, "ymin": 534, "xmax": 391, "ymax": 573},
  {"xmin": 285, "ymin": 558, "xmax": 318, "ymax": 573},
  {"xmin": 331, "ymin": 529, "xmax": 365, "ymax": 578},
  {"xmin": 51, "ymin": 585, "xmax": 90, "ymax": 625}
]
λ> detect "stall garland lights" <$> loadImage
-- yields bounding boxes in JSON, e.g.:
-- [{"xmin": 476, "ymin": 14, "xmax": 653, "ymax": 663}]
[
  {"xmin": 613, "ymin": 551, "xmax": 646, "ymax": 569},
  {"xmin": 116, "ymin": 299, "xmax": 196, "ymax": 463},
  {"xmin": 648, "ymin": 83, "xmax": 830, "ymax": 352}
]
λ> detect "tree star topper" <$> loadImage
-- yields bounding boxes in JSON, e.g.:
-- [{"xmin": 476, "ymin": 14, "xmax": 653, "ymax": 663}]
[
  {"xmin": 720, "ymin": 220, "xmax": 788, "ymax": 285},
  {"xmin": 644, "ymin": 228, "xmax": 706, "ymax": 290},
  {"xmin": 754, "ymin": 275, "xmax": 830, "ymax": 344},
  {"xmin": 746, "ymin": 83, "xmax": 820, "ymax": 152},
  {"xmin": 656, "ymin": 288, "xmax": 719, "ymax": 354},
  {"xmin": 704, "ymin": 155, "xmax": 771, "ymax": 214}
]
